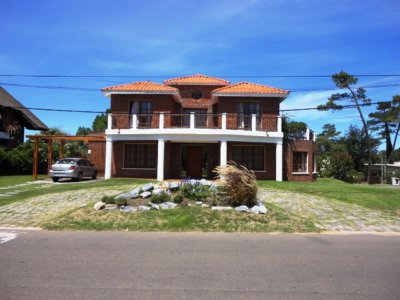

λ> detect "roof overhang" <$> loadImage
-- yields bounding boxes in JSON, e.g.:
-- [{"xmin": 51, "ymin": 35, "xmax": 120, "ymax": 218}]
[
  {"xmin": 102, "ymin": 90, "xmax": 182, "ymax": 103},
  {"xmin": 211, "ymin": 92, "xmax": 289, "ymax": 104}
]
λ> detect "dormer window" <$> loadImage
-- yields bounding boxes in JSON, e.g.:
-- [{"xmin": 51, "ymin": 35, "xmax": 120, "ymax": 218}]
[{"xmin": 192, "ymin": 90, "xmax": 202, "ymax": 100}]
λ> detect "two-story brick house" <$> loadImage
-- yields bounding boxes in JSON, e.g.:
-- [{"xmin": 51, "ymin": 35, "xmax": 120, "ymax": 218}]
[{"xmin": 100, "ymin": 74, "xmax": 316, "ymax": 181}]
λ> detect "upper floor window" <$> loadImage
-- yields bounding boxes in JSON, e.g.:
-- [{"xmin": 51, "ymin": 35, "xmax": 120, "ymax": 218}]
[
  {"xmin": 130, "ymin": 101, "xmax": 153, "ymax": 128},
  {"xmin": 237, "ymin": 102, "xmax": 261, "ymax": 129},
  {"xmin": 293, "ymin": 152, "xmax": 308, "ymax": 173}
]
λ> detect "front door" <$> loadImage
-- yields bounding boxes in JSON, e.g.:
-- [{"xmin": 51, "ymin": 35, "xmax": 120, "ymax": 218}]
[{"xmin": 186, "ymin": 146, "xmax": 203, "ymax": 178}]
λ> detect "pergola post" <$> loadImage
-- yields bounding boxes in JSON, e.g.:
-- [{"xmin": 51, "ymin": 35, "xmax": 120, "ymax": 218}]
[
  {"xmin": 33, "ymin": 137, "xmax": 39, "ymax": 180},
  {"xmin": 59, "ymin": 140, "xmax": 64, "ymax": 159},
  {"xmin": 47, "ymin": 139, "xmax": 53, "ymax": 173}
]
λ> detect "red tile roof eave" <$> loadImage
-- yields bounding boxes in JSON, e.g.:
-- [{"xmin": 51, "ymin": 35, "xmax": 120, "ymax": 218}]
[
  {"xmin": 101, "ymin": 90, "xmax": 182, "ymax": 103},
  {"xmin": 211, "ymin": 92, "xmax": 290, "ymax": 104}
]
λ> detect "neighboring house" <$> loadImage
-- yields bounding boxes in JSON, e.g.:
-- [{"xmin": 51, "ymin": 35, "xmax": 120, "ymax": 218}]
[
  {"xmin": 0, "ymin": 87, "xmax": 48, "ymax": 148},
  {"xmin": 97, "ymin": 74, "xmax": 316, "ymax": 181}
]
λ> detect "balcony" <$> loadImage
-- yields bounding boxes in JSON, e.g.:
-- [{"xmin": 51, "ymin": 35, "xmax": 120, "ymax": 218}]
[{"xmin": 108, "ymin": 112, "xmax": 281, "ymax": 131}]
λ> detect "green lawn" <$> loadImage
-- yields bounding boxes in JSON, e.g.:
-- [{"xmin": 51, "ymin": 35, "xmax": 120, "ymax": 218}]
[
  {"xmin": 0, "ymin": 175, "xmax": 47, "ymax": 187},
  {"xmin": 258, "ymin": 178, "xmax": 400, "ymax": 213},
  {"xmin": 42, "ymin": 203, "xmax": 319, "ymax": 233}
]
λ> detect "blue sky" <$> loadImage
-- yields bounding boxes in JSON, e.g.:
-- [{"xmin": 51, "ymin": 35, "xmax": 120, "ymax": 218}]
[{"xmin": 1, "ymin": 0, "xmax": 399, "ymax": 139}]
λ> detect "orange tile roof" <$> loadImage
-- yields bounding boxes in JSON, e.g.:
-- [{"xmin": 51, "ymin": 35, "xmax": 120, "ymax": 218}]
[
  {"xmin": 102, "ymin": 81, "xmax": 178, "ymax": 92},
  {"xmin": 164, "ymin": 74, "xmax": 230, "ymax": 85},
  {"xmin": 213, "ymin": 82, "xmax": 289, "ymax": 95}
]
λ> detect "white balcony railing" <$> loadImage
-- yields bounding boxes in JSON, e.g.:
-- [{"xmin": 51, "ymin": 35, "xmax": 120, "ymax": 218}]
[{"xmin": 107, "ymin": 113, "xmax": 282, "ymax": 133}]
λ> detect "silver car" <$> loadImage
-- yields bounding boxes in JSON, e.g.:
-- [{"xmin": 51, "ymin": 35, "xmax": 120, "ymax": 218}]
[{"xmin": 49, "ymin": 158, "xmax": 97, "ymax": 182}]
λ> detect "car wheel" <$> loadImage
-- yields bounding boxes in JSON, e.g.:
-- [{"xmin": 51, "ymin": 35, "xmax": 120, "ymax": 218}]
[
  {"xmin": 77, "ymin": 173, "xmax": 83, "ymax": 182},
  {"xmin": 52, "ymin": 177, "xmax": 59, "ymax": 182},
  {"xmin": 92, "ymin": 171, "xmax": 97, "ymax": 180}
]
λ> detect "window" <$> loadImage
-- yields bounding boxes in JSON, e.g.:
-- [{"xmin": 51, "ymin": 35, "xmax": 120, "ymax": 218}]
[
  {"xmin": 129, "ymin": 101, "xmax": 153, "ymax": 128},
  {"xmin": 124, "ymin": 144, "xmax": 156, "ymax": 168},
  {"xmin": 293, "ymin": 152, "xmax": 308, "ymax": 173},
  {"xmin": 237, "ymin": 102, "xmax": 261, "ymax": 129},
  {"xmin": 232, "ymin": 146, "xmax": 264, "ymax": 171}
]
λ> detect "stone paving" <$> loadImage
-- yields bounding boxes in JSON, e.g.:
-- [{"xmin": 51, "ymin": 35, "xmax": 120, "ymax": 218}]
[
  {"xmin": 1, "ymin": 181, "xmax": 399, "ymax": 232},
  {"xmin": 0, "ymin": 183, "xmax": 130, "ymax": 227},
  {"xmin": 259, "ymin": 189, "xmax": 400, "ymax": 232}
]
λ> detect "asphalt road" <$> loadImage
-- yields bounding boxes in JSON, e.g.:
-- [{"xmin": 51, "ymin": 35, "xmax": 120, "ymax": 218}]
[{"xmin": 0, "ymin": 230, "xmax": 399, "ymax": 300}]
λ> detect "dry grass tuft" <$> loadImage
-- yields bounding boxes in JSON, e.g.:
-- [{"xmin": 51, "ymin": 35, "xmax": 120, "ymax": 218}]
[{"xmin": 214, "ymin": 162, "xmax": 258, "ymax": 207}]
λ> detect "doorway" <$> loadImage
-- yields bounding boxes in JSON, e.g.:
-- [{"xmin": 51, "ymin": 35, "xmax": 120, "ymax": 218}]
[{"xmin": 181, "ymin": 145, "xmax": 208, "ymax": 178}]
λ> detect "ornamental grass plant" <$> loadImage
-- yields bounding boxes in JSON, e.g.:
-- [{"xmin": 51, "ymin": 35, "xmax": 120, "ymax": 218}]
[{"xmin": 214, "ymin": 162, "xmax": 258, "ymax": 207}]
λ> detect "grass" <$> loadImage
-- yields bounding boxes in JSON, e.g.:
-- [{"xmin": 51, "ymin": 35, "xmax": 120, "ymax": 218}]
[
  {"xmin": 0, "ymin": 177, "xmax": 153, "ymax": 207},
  {"xmin": 0, "ymin": 175, "xmax": 47, "ymax": 187},
  {"xmin": 42, "ymin": 203, "xmax": 320, "ymax": 233},
  {"xmin": 258, "ymin": 178, "xmax": 400, "ymax": 213}
]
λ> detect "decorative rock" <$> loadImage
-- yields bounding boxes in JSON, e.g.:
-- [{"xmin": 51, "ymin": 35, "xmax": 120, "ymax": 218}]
[
  {"xmin": 149, "ymin": 203, "xmax": 160, "ymax": 210},
  {"xmin": 138, "ymin": 205, "xmax": 151, "ymax": 211},
  {"xmin": 93, "ymin": 201, "xmax": 106, "ymax": 210},
  {"xmin": 120, "ymin": 206, "xmax": 137, "ymax": 213},
  {"xmin": 159, "ymin": 202, "xmax": 177, "ymax": 209},
  {"xmin": 116, "ymin": 193, "xmax": 130, "ymax": 200},
  {"xmin": 105, "ymin": 204, "xmax": 117, "ymax": 210},
  {"xmin": 129, "ymin": 188, "xmax": 141, "ymax": 199},
  {"xmin": 195, "ymin": 201, "xmax": 203, "ymax": 205},
  {"xmin": 250, "ymin": 204, "xmax": 268, "ymax": 214},
  {"xmin": 140, "ymin": 191, "xmax": 152, "ymax": 199},
  {"xmin": 152, "ymin": 188, "xmax": 163, "ymax": 195},
  {"xmin": 201, "ymin": 203, "xmax": 209, "ymax": 208},
  {"xmin": 168, "ymin": 182, "xmax": 180, "ymax": 191},
  {"xmin": 235, "ymin": 205, "xmax": 249, "ymax": 212},
  {"xmin": 142, "ymin": 183, "xmax": 154, "ymax": 192},
  {"xmin": 200, "ymin": 179, "xmax": 211, "ymax": 186},
  {"xmin": 211, "ymin": 206, "xmax": 233, "ymax": 211},
  {"xmin": 153, "ymin": 184, "xmax": 160, "ymax": 190}
]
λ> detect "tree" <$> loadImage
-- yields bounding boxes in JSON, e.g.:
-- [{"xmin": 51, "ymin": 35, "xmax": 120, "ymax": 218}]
[
  {"xmin": 92, "ymin": 109, "xmax": 110, "ymax": 132},
  {"xmin": 318, "ymin": 71, "xmax": 374, "ymax": 183},
  {"xmin": 76, "ymin": 126, "xmax": 92, "ymax": 136},
  {"xmin": 368, "ymin": 95, "xmax": 400, "ymax": 162},
  {"xmin": 282, "ymin": 117, "xmax": 307, "ymax": 140}
]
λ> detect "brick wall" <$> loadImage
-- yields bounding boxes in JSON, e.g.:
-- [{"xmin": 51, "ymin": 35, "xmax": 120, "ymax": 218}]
[{"xmin": 284, "ymin": 139, "xmax": 317, "ymax": 182}]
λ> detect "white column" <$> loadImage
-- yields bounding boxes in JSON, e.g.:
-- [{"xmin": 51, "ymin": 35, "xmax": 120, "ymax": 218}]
[
  {"xmin": 105, "ymin": 138, "xmax": 113, "ymax": 179},
  {"xmin": 277, "ymin": 116, "xmax": 282, "ymax": 133},
  {"xmin": 221, "ymin": 113, "xmax": 227, "ymax": 130},
  {"xmin": 220, "ymin": 140, "xmax": 227, "ymax": 167},
  {"xmin": 276, "ymin": 140, "xmax": 283, "ymax": 181},
  {"xmin": 159, "ymin": 112, "xmax": 164, "ymax": 129},
  {"xmin": 131, "ymin": 114, "xmax": 138, "ymax": 129},
  {"xmin": 157, "ymin": 139, "xmax": 165, "ymax": 181},
  {"xmin": 107, "ymin": 114, "xmax": 112, "ymax": 130},
  {"xmin": 305, "ymin": 127, "xmax": 310, "ymax": 140},
  {"xmin": 190, "ymin": 112, "xmax": 195, "ymax": 129},
  {"xmin": 251, "ymin": 114, "xmax": 257, "ymax": 132}
]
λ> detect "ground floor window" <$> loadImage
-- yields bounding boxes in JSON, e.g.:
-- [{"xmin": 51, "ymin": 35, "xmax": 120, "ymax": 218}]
[
  {"xmin": 124, "ymin": 143, "xmax": 156, "ymax": 168},
  {"xmin": 293, "ymin": 152, "xmax": 308, "ymax": 173},
  {"xmin": 232, "ymin": 145, "xmax": 264, "ymax": 171}
]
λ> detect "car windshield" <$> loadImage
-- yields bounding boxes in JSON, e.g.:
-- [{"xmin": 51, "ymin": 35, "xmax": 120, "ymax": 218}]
[{"xmin": 56, "ymin": 159, "xmax": 77, "ymax": 165}]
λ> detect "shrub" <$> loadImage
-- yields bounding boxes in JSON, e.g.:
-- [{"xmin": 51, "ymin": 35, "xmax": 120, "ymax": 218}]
[
  {"xmin": 172, "ymin": 193, "xmax": 184, "ymax": 204},
  {"xmin": 344, "ymin": 169, "xmax": 364, "ymax": 183},
  {"xmin": 180, "ymin": 181, "xmax": 212, "ymax": 200},
  {"xmin": 101, "ymin": 196, "xmax": 116, "ymax": 204},
  {"xmin": 214, "ymin": 162, "xmax": 258, "ymax": 207},
  {"xmin": 114, "ymin": 197, "xmax": 128, "ymax": 207},
  {"xmin": 151, "ymin": 192, "xmax": 171, "ymax": 204}
]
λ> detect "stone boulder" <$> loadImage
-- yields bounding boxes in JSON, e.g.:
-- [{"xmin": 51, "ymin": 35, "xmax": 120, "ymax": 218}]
[
  {"xmin": 93, "ymin": 201, "xmax": 106, "ymax": 210},
  {"xmin": 152, "ymin": 188, "xmax": 163, "ymax": 195},
  {"xmin": 140, "ymin": 191, "xmax": 152, "ymax": 199},
  {"xmin": 142, "ymin": 183, "xmax": 154, "ymax": 192},
  {"xmin": 211, "ymin": 206, "xmax": 233, "ymax": 211},
  {"xmin": 129, "ymin": 188, "xmax": 141, "ymax": 199},
  {"xmin": 250, "ymin": 204, "xmax": 268, "ymax": 214},
  {"xmin": 159, "ymin": 202, "xmax": 177, "ymax": 209},
  {"xmin": 116, "ymin": 193, "xmax": 130, "ymax": 200},
  {"xmin": 235, "ymin": 205, "xmax": 249, "ymax": 212},
  {"xmin": 138, "ymin": 205, "xmax": 151, "ymax": 211},
  {"xmin": 120, "ymin": 206, "xmax": 137, "ymax": 213},
  {"xmin": 105, "ymin": 204, "xmax": 117, "ymax": 210},
  {"xmin": 149, "ymin": 203, "xmax": 160, "ymax": 210},
  {"xmin": 168, "ymin": 182, "xmax": 180, "ymax": 191}
]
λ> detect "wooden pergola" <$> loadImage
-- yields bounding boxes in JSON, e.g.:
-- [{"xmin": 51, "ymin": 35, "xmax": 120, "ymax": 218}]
[{"xmin": 26, "ymin": 135, "xmax": 105, "ymax": 180}]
